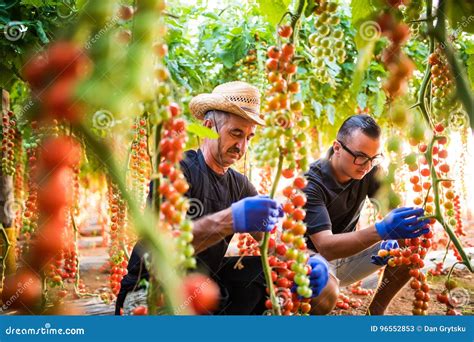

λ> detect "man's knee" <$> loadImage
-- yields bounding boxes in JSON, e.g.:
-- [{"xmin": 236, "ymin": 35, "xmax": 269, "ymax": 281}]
[{"xmin": 310, "ymin": 275, "xmax": 339, "ymax": 315}]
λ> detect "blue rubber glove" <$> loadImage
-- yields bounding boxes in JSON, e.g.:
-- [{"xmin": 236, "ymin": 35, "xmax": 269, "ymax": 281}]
[
  {"xmin": 291, "ymin": 255, "xmax": 329, "ymax": 298},
  {"xmin": 371, "ymin": 240, "xmax": 399, "ymax": 266},
  {"xmin": 375, "ymin": 207, "xmax": 430, "ymax": 240},
  {"xmin": 308, "ymin": 255, "xmax": 329, "ymax": 297},
  {"xmin": 231, "ymin": 195, "xmax": 283, "ymax": 233}
]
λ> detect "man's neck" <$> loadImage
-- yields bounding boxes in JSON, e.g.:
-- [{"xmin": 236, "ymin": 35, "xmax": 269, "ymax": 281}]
[
  {"xmin": 201, "ymin": 146, "xmax": 228, "ymax": 175},
  {"xmin": 329, "ymin": 157, "xmax": 351, "ymax": 184}
]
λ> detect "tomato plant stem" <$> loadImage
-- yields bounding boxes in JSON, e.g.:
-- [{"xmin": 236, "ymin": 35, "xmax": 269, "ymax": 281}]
[
  {"xmin": 441, "ymin": 240, "xmax": 451, "ymax": 264},
  {"xmin": 433, "ymin": 0, "xmax": 474, "ymax": 129},
  {"xmin": 70, "ymin": 211, "xmax": 82, "ymax": 296},
  {"xmin": 0, "ymin": 227, "xmax": 11, "ymax": 293},
  {"xmin": 426, "ymin": 135, "xmax": 473, "ymax": 272},
  {"xmin": 151, "ymin": 123, "xmax": 163, "ymax": 216},
  {"xmin": 446, "ymin": 261, "xmax": 462, "ymax": 287},
  {"xmin": 260, "ymin": 153, "xmax": 284, "ymax": 315},
  {"xmin": 417, "ymin": 0, "xmax": 434, "ymax": 129},
  {"xmin": 289, "ymin": 0, "xmax": 305, "ymax": 44}
]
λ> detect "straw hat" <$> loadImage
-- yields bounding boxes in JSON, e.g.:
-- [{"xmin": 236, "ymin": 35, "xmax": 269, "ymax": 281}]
[{"xmin": 189, "ymin": 81, "xmax": 264, "ymax": 125}]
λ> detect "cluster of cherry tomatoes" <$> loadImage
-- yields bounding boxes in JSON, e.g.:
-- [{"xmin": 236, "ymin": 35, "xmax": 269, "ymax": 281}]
[
  {"xmin": 237, "ymin": 233, "xmax": 260, "ymax": 256},
  {"xmin": 23, "ymin": 41, "xmax": 91, "ymax": 123},
  {"xmin": 255, "ymin": 24, "xmax": 309, "ymax": 171},
  {"xmin": 33, "ymin": 136, "xmax": 81, "ymax": 267},
  {"xmin": 1, "ymin": 110, "xmax": 17, "ymax": 175},
  {"xmin": 377, "ymin": 5, "xmax": 414, "ymax": 98},
  {"xmin": 129, "ymin": 117, "xmax": 151, "ymax": 211},
  {"xmin": 335, "ymin": 292, "xmax": 364, "ymax": 311},
  {"xmin": 428, "ymin": 262, "xmax": 446, "ymax": 277},
  {"xmin": 44, "ymin": 240, "xmax": 81, "ymax": 300},
  {"xmin": 308, "ymin": 1, "xmax": 346, "ymax": 82},
  {"xmin": 13, "ymin": 134, "xmax": 25, "ymax": 233},
  {"xmin": 265, "ymin": 255, "xmax": 312, "ymax": 315},
  {"xmin": 1, "ymin": 135, "xmax": 82, "ymax": 312},
  {"xmin": 403, "ymin": 0, "xmax": 423, "ymax": 36},
  {"xmin": 436, "ymin": 278, "xmax": 462, "ymax": 315},
  {"xmin": 236, "ymin": 48, "xmax": 262, "ymax": 87},
  {"xmin": 158, "ymin": 103, "xmax": 196, "ymax": 270},
  {"xmin": 107, "ymin": 182, "xmax": 129, "ymax": 296},
  {"xmin": 429, "ymin": 46, "xmax": 455, "ymax": 122}
]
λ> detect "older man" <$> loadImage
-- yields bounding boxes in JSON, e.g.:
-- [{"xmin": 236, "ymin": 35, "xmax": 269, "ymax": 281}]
[{"xmin": 116, "ymin": 81, "xmax": 329, "ymax": 315}]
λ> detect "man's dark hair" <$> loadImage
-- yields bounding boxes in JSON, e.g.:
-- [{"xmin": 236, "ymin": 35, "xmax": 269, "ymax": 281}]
[{"xmin": 336, "ymin": 114, "xmax": 381, "ymax": 143}]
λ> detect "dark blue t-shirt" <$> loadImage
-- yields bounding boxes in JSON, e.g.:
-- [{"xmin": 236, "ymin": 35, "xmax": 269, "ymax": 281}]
[{"xmin": 303, "ymin": 150, "xmax": 380, "ymax": 251}]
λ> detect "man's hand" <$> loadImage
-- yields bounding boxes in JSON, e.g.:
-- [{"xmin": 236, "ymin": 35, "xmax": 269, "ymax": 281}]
[
  {"xmin": 231, "ymin": 195, "xmax": 283, "ymax": 233},
  {"xmin": 375, "ymin": 207, "xmax": 430, "ymax": 240},
  {"xmin": 308, "ymin": 255, "xmax": 329, "ymax": 297},
  {"xmin": 293, "ymin": 255, "xmax": 330, "ymax": 298},
  {"xmin": 371, "ymin": 240, "xmax": 399, "ymax": 266}
]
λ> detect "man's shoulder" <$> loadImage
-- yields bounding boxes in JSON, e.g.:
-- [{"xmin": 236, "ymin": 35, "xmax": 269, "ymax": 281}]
[
  {"xmin": 302, "ymin": 159, "xmax": 329, "ymax": 198},
  {"xmin": 180, "ymin": 149, "xmax": 200, "ymax": 170},
  {"xmin": 305, "ymin": 159, "xmax": 327, "ymax": 184}
]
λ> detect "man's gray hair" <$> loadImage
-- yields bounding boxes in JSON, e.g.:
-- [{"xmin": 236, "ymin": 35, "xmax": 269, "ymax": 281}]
[{"xmin": 204, "ymin": 110, "xmax": 230, "ymax": 128}]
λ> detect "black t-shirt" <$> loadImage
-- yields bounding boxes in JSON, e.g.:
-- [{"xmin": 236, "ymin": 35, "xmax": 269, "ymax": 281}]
[
  {"xmin": 180, "ymin": 149, "xmax": 258, "ymax": 273},
  {"xmin": 123, "ymin": 149, "xmax": 257, "ymax": 290},
  {"xmin": 303, "ymin": 151, "xmax": 380, "ymax": 252}
]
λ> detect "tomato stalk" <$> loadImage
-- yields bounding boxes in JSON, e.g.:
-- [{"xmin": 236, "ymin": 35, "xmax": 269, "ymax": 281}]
[
  {"xmin": 425, "ymin": 135, "xmax": 473, "ymax": 272},
  {"xmin": 148, "ymin": 121, "xmax": 164, "ymax": 315},
  {"xmin": 289, "ymin": 0, "xmax": 305, "ymax": 44},
  {"xmin": 445, "ymin": 261, "xmax": 462, "ymax": 288},
  {"xmin": 71, "ymin": 211, "xmax": 82, "ymax": 297},
  {"xmin": 415, "ymin": 0, "xmax": 434, "ymax": 129},
  {"xmin": 77, "ymin": 122, "xmax": 186, "ymax": 314},
  {"xmin": 68, "ymin": 211, "xmax": 97, "ymax": 299},
  {"xmin": 0, "ymin": 226, "xmax": 12, "ymax": 291},
  {"xmin": 151, "ymin": 123, "xmax": 163, "ymax": 216},
  {"xmin": 417, "ymin": 215, "xmax": 437, "ymax": 221},
  {"xmin": 260, "ymin": 152, "xmax": 284, "ymax": 315},
  {"xmin": 415, "ymin": 0, "xmax": 473, "ymax": 272},
  {"xmin": 441, "ymin": 240, "xmax": 451, "ymax": 265},
  {"xmin": 432, "ymin": 0, "xmax": 474, "ymax": 129}
]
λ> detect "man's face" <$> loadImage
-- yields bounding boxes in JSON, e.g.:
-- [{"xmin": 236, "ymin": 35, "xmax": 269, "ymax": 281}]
[
  {"xmin": 205, "ymin": 113, "xmax": 256, "ymax": 168},
  {"xmin": 333, "ymin": 130, "xmax": 382, "ymax": 180}
]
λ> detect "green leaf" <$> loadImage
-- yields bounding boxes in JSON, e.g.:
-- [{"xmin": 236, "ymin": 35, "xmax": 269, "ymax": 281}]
[
  {"xmin": 256, "ymin": 0, "xmax": 291, "ymax": 26},
  {"xmin": 34, "ymin": 21, "xmax": 49, "ymax": 44},
  {"xmin": 370, "ymin": 90, "xmax": 386, "ymax": 117},
  {"xmin": 357, "ymin": 92, "xmax": 367, "ymax": 109},
  {"xmin": 304, "ymin": 0, "xmax": 316, "ymax": 17},
  {"xmin": 351, "ymin": 0, "xmax": 380, "ymax": 50},
  {"xmin": 230, "ymin": 27, "xmax": 243, "ymax": 35},
  {"xmin": 350, "ymin": 41, "xmax": 376, "ymax": 96},
  {"xmin": 448, "ymin": 0, "xmax": 474, "ymax": 34},
  {"xmin": 202, "ymin": 11, "xmax": 220, "ymax": 20},
  {"xmin": 187, "ymin": 122, "xmax": 219, "ymax": 139},
  {"xmin": 218, "ymin": 34, "xmax": 249, "ymax": 69},
  {"xmin": 20, "ymin": 0, "xmax": 44, "ymax": 7},
  {"xmin": 325, "ymin": 104, "xmax": 335, "ymax": 125},
  {"xmin": 467, "ymin": 53, "xmax": 474, "ymax": 90},
  {"xmin": 311, "ymin": 99, "xmax": 322, "ymax": 118}
]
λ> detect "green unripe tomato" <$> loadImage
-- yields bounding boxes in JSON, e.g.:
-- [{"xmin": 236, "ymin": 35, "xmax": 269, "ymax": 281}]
[{"xmin": 319, "ymin": 25, "xmax": 330, "ymax": 36}]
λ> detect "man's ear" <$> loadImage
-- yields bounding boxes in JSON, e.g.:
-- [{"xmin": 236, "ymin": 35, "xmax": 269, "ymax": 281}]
[
  {"xmin": 203, "ymin": 119, "xmax": 213, "ymax": 129},
  {"xmin": 332, "ymin": 140, "xmax": 341, "ymax": 156}
]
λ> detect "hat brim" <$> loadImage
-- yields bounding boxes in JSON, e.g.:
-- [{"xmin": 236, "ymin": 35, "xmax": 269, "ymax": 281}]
[{"xmin": 189, "ymin": 93, "xmax": 265, "ymax": 126}]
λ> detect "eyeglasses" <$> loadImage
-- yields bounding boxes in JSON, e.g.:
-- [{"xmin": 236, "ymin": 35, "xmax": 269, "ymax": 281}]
[{"xmin": 337, "ymin": 140, "xmax": 384, "ymax": 167}]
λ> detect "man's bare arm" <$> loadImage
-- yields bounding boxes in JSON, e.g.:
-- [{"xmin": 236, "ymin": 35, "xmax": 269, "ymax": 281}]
[
  {"xmin": 310, "ymin": 225, "xmax": 381, "ymax": 261},
  {"xmin": 192, "ymin": 208, "xmax": 234, "ymax": 254}
]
